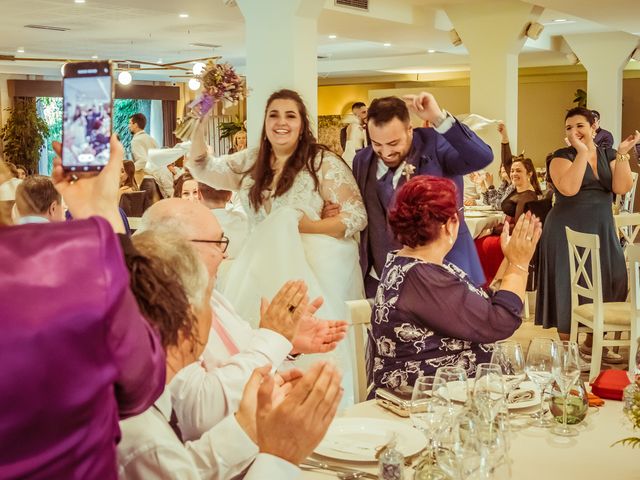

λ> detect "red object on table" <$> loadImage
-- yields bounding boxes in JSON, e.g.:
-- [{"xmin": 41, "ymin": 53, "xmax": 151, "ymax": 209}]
[{"xmin": 590, "ymin": 369, "xmax": 631, "ymax": 400}]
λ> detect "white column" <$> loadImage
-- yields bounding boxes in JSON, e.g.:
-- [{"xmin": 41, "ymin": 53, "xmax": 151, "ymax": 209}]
[
  {"xmin": 445, "ymin": 2, "xmax": 542, "ymax": 170},
  {"xmin": 236, "ymin": 0, "xmax": 323, "ymax": 147},
  {"xmin": 565, "ymin": 32, "xmax": 638, "ymax": 143}
]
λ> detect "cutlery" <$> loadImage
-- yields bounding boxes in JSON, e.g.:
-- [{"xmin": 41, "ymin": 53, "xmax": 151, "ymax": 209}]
[{"xmin": 301, "ymin": 458, "xmax": 378, "ymax": 479}]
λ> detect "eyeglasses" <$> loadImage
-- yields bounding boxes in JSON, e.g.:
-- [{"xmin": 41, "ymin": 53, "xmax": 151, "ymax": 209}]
[{"xmin": 190, "ymin": 235, "xmax": 229, "ymax": 253}]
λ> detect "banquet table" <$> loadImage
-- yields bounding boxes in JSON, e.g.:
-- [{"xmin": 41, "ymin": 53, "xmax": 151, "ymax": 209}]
[
  {"xmin": 464, "ymin": 210, "xmax": 505, "ymax": 239},
  {"xmin": 301, "ymin": 399, "xmax": 638, "ymax": 480}
]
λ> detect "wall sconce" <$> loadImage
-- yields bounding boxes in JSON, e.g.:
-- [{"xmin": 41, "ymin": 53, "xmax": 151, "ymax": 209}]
[
  {"xmin": 525, "ymin": 22, "xmax": 544, "ymax": 40},
  {"xmin": 449, "ymin": 29, "xmax": 462, "ymax": 47}
]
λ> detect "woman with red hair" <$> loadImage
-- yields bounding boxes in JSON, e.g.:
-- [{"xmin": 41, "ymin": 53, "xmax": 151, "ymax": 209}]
[{"xmin": 370, "ymin": 175, "xmax": 541, "ymax": 392}]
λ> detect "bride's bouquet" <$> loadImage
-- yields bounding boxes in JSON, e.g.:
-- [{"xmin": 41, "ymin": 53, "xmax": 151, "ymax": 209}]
[{"xmin": 174, "ymin": 60, "xmax": 247, "ymax": 141}]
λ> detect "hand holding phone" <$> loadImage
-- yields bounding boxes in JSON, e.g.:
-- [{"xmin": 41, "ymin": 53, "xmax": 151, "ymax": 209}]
[{"xmin": 62, "ymin": 61, "xmax": 113, "ymax": 173}]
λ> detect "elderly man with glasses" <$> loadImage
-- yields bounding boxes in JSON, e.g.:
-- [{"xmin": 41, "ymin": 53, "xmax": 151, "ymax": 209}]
[{"xmin": 136, "ymin": 198, "xmax": 348, "ymax": 441}]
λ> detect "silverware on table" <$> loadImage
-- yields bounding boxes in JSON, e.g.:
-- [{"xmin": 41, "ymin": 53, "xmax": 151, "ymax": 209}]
[{"xmin": 301, "ymin": 458, "xmax": 378, "ymax": 479}]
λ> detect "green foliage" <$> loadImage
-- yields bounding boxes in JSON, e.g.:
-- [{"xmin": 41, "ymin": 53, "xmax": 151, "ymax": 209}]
[
  {"xmin": 39, "ymin": 97, "xmax": 63, "ymax": 174},
  {"xmin": 1, "ymin": 98, "xmax": 49, "ymax": 174},
  {"xmin": 573, "ymin": 89, "xmax": 587, "ymax": 108},
  {"xmin": 113, "ymin": 99, "xmax": 150, "ymax": 156},
  {"xmin": 218, "ymin": 119, "xmax": 243, "ymax": 139},
  {"xmin": 611, "ymin": 437, "xmax": 640, "ymax": 449}
]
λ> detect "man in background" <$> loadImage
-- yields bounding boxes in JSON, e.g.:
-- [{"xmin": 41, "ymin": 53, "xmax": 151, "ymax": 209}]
[{"xmin": 14, "ymin": 176, "xmax": 65, "ymax": 224}]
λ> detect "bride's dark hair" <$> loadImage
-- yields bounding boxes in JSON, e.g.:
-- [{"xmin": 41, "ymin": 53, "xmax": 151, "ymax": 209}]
[{"xmin": 244, "ymin": 89, "xmax": 330, "ymax": 211}]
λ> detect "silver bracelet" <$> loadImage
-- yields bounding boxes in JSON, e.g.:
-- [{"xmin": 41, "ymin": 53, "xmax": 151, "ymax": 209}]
[{"xmin": 510, "ymin": 262, "xmax": 528, "ymax": 273}]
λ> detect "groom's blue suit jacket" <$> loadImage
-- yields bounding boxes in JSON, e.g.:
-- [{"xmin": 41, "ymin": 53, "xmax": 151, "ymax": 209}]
[{"xmin": 352, "ymin": 120, "xmax": 493, "ymax": 289}]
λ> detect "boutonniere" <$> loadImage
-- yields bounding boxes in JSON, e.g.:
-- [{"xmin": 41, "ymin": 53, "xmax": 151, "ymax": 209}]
[{"xmin": 402, "ymin": 163, "xmax": 416, "ymax": 180}]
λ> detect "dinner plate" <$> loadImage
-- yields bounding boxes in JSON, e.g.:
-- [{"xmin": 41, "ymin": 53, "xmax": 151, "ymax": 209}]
[
  {"xmin": 315, "ymin": 417, "xmax": 425, "ymax": 462},
  {"xmin": 463, "ymin": 211, "xmax": 493, "ymax": 218},
  {"xmin": 465, "ymin": 205, "xmax": 495, "ymax": 211},
  {"xmin": 445, "ymin": 380, "xmax": 541, "ymax": 410}
]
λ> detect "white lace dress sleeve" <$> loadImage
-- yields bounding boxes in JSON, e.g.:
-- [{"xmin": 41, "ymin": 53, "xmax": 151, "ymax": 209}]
[
  {"xmin": 188, "ymin": 148, "xmax": 256, "ymax": 192},
  {"xmin": 318, "ymin": 152, "xmax": 367, "ymax": 238}
]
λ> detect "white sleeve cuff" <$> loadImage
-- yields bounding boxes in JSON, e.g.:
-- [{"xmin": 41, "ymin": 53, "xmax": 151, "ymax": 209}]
[
  {"xmin": 251, "ymin": 328, "xmax": 293, "ymax": 364},
  {"xmin": 195, "ymin": 412, "xmax": 258, "ymax": 466},
  {"xmin": 244, "ymin": 454, "xmax": 301, "ymax": 480},
  {"xmin": 434, "ymin": 111, "xmax": 455, "ymax": 134}
]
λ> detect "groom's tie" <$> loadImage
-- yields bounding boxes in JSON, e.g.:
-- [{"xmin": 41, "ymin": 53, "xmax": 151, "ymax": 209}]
[{"xmin": 378, "ymin": 166, "xmax": 398, "ymax": 209}]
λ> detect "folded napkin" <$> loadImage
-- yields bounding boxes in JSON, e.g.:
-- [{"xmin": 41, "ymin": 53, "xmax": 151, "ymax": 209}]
[
  {"xmin": 147, "ymin": 141, "xmax": 191, "ymax": 170},
  {"xmin": 459, "ymin": 113, "xmax": 501, "ymax": 132},
  {"xmin": 507, "ymin": 389, "xmax": 535, "ymax": 404},
  {"xmin": 587, "ymin": 392, "xmax": 605, "ymax": 407}
]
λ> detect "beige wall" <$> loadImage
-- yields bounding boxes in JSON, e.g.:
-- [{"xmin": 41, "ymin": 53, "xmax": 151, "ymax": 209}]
[
  {"xmin": 623, "ymin": 78, "xmax": 640, "ymax": 140},
  {"xmin": 318, "ymin": 82, "xmax": 395, "ymax": 116}
]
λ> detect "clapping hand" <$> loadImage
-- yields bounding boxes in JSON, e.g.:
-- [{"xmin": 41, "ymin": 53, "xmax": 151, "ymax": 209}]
[
  {"xmin": 618, "ymin": 130, "xmax": 640, "ymax": 155},
  {"xmin": 402, "ymin": 92, "xmax": 445, "ymax": 125},
  {"xmin": 566, "ymin": 130, "xmax": 590, "ymax": 153},
  {"xmin": 500, "ymin": 211, "xmax": 542, "ymax": 267},
  {"xmin": 291, "ymin": 296, "xmax": 349, "ymax": 354},
  {"xmin": 51, "ymin": 135, "xmax": 125, "ymax": 233},
  {"xmin": 259, "ymin": 280, "xmax": 308, "ymax": 342},
  {"xmin": 255, "ymin": 362, "xmax": 343, "ymax": 466}
]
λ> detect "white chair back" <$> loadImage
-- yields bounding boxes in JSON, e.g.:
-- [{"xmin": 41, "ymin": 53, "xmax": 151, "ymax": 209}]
[
  {"xmin": 346, "ymin": 299, "xmax": 372, "ymax": 403},
  {"xmin": 566, "ymin": 226, "xmax": 604, "ymax": 310},
  {"xmin": 615, "ymin": 212, "xmax": 640, "ymax": 253},
  {"xmin": 626, "ymin": 245, "xmax": 640, "ymax": 374},
  {"xmin": 624, "ymin": 172, "xmax": 639, "ymax": 213}
]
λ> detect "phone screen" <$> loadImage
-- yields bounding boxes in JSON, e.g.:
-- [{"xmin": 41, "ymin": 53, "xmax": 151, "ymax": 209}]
[{"xmin": 62, "ymin": 67, "xmax": 112, "ymax": 171}]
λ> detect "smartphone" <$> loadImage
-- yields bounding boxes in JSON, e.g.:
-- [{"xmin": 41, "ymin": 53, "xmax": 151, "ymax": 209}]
[{"xmin": 61, "ymin": 61, "xmax": 113, "ymax": 172}]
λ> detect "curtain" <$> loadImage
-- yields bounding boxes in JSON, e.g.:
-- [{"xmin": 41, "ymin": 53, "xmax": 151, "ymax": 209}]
[{"xmin": 162, "ymin": 100, "xmax": 179, "ymax": 147}]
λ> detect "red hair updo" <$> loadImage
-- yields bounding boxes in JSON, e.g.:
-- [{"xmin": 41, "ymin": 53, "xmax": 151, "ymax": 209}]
[{"xmin": 388, "ymin": 175, "xmax": 458, "ymax": 248}]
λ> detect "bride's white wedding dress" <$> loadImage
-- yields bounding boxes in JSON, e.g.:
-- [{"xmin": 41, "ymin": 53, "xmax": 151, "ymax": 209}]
[
  {"xmin": 189, "ymin": 148, "xmax": 367, "ymax": 405},
  {"xmin": 342, "ymin": 122, "xmax": 367, "ymax": 169}
]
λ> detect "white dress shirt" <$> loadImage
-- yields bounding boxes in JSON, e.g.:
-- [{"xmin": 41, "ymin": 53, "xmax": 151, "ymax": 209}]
[
  {"xmin": 118, "ymin": 390, "xmax": 300, "ymax": 480},
  {"xmin": 131, "ymin": 131, "xmax": 159, "ymax": 175},
  {"xmin": 169, "ymin": 290, "xmax": 292, "ymax": 441},
  {"xmin": 211, "ymin": 205, "xmax": 248, "ymax": 260}
]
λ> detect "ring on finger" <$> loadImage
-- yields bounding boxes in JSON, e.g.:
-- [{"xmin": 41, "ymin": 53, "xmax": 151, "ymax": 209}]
[
  {"xmin": 526, "ymin": 236, "xmax": 533, "ymax": 241},
  {"xmin": 287, "ymin": 304, "xmax": 296, "ymax": 314}
]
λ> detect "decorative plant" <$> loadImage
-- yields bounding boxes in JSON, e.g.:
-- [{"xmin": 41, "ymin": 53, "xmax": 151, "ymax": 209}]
[
  {"xmin": 218, "ymin": 119, "xmax": 244, "ymax": 140},
  {"xmin": 613, "ymin": 383, "xmax": 640, "ymax": 449},
  {"xmin": 1, "ymin": 98, "xmax": 49, "ymax": 173},
  {"xmin": 573, "ymin": 89, "xmax": 587, "ymax": 108}
]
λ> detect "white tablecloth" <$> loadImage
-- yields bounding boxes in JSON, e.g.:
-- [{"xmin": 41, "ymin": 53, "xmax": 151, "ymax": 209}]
[
  {"xmin": 301, "ymin": 399, "xmax": 638, "ymax": 479},
  {"xmin": 464, "ymin": 211, "xmax": 505, "ymax": 239}
]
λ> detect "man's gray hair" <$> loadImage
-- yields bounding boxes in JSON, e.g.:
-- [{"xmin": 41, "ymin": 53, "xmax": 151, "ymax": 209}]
[{"xmin": 132, "ymin": 230, "xmax": 209, "ymax": 308}]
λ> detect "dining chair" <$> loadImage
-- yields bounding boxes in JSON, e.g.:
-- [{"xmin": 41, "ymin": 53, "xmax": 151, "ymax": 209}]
[
  {"xmin": 566, "ymin": 227, "xmax": 637, "ymax": 380},
  {"xmin": 346, "ymin": 299, "xmax": 373, "ymax": 403},
  {"xmin": 614, "ymin": 212, "xmax": 640, "ymax": 256},
  {"xmin": 616, "ymin": 171, "xmax": 639, "ymax": 214}
]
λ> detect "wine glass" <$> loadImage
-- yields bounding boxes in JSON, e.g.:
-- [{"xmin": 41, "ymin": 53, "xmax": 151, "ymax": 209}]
[
  {"xmin": 435, "ymin": 366, "xmax": 468, "ymax": 410},
  {"xmin": 473, "ymin": 363, "xmax": 506, "ymax": 443},
  {"xmin": 551, "ymin": 341, "xmax": 581, "ymax": 436},
  {"xmin": 410, "ymin": 376, "xmax": 451, "ymax": 456},
  {"xmin": 490, "ymin": 340, "xmax": 526, "ymax": 395},
  {"xmin": 525, "ymin": 338, "xmax": 558, "ymax": 428}
]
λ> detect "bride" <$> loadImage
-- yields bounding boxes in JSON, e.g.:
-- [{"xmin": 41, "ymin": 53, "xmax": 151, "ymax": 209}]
[{"xmin": 188, "ymin": 89, "xmax": 367, "ymax": 404}]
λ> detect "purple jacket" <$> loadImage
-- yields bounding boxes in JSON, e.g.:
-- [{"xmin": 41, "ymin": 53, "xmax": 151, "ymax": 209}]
[
  {"xmin": 353, "ymin": 121, "xmax": 493, "ymax": 287},
  {"xmin": 0, "ymin": 217, "xmax": 165, "ymax": 479}
]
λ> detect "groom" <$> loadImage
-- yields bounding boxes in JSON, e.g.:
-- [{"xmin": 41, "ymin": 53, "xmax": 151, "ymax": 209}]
[{"xmin": 352, "ymin": 92, "xmax": 493, "ymax": 297}]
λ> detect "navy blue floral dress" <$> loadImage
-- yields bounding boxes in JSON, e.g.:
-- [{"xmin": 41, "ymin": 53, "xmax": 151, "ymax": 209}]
[{"xmin": 369, "ymin": 252, "xmax": 523, "ymax": 393}]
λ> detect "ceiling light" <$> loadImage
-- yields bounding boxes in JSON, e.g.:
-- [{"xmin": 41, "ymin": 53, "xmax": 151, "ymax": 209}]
[
  {"xmin": 328, "ymin": 34, "xmax": 337, "ymax": 39},
  {"xmin": 553, "ymin": 18, "xmax": 568, "ymax": 23},
  {"xmin": 428, "ymin": 49, "xmax": 436, "ymax": 53},
  {"xmin": 91, "ymin": 55, "xmax": 98, "ymax": 59},
  {"xmin": 16, "ymin": 47, "xmax": 25, "ymax": 53},
  {"xmin": 74, "ymin": 0, "xmax": 86, "ymax": 3},
  {"xmin": 118, "ymin": 71, "xmax": 132, "ymax": 85},
  {"xmin": 192, "ymin": 62, "xmax": 206, "ymax": 75},
  {"xmin": 383, "ymin": 43, "xmax": 391, "ymax": 47},
  {"xmin": 449, "ymin": 29, "xmax": 462, "ymax": 47},
  {"xmin": 525, "ymin": 22, "xmax": 544, "ymax": 40},
  {"xmin": 188, "ymin": 78, "xmax": 201, "ymax": 90},
  {"xmin": 179, "ymin": 13, "xmax": 189, "ymax": 18}
]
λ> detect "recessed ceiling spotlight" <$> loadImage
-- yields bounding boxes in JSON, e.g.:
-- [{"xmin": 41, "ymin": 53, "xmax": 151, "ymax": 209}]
[
  {"xmin": 91, "ymin": 55, "xmax": 98, "ymax": 59},
  {"xmin": 118, "ymin": 71, "xmax": 132, "ymax": 85},
  {"xmin": 74, "ymin": 0, "xmax": 86, "ymax": 3},
  {"xmin": 328, "ymin": 34, "xmax": 337, "ymax": 39},
  {"xmin": 428, "ymin": 49, "xmax": 436, "ymax": 53},
  {"xmin": 553, "ymin": 18, "xmax": 568, "ymax": 23},
  {"xmin": 383, "ymin": 43, "xmax": 391, "ymax": 47},
  {"xmin": 17, "ymin": 47, "xmax": 25, "ymax": 53},
  {"xmin": 179, "ymin": 13, "xmax": 189, "ymax": 18}
]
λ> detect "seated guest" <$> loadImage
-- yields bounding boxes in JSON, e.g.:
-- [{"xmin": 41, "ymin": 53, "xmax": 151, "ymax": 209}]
[
  {"xmin": 137, "ymin": 198, "xmax": 348, "ymax": 441},
  {"xmin": 119, "ymin": 160, "xmax": 139, "ymax": 196},
  {"xmin": 16, "ymin": 165, "xmax": 27, "ymax": 179},
  {"xmin": 0, "ymin": 161, "xmax": 21, "ymax": 225},
  {"xmin": 370, "ymin": 175, "xmax": 541, "ymax": 392},
  {"xmin": 198, "ymin": 182, "xmax": 248, "ymax": 260},
  {"xmin": 0, "ymin": 136, "xmax": 165, "ymax": 478},
  {"xmin": 474, "ymin": 155, "xmax": 541, "ymax": 285},
  {"xmin": 14, "ymin": 175, "xmax": 65, "ymax": 224},
  {"xmin": 181, "ymin": 175, "xmax": 202, "ymax": 203},
  {"xmin": 119, "ymin": 231, "xmax": 343, "ymax": 479}
]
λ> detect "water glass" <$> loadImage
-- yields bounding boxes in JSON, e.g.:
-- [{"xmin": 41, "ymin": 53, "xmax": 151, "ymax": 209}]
[
  {"xmin": 410, "ymin": 376, "xmax": 451, "ymax": 454},
  {"xmin": 473, "ymin": 363, "xmax": 506, "ymax": 425},
  {"xmin": 551, "ymin": 341, "xmax": 581, "ymax": 436},
  {"xmin": 525, "ymin": 338, "xmax": 558, "ymax": 428},
  {"xmin": 490, "ymin": 340, "xmax": 526, "ymax": 393}
]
